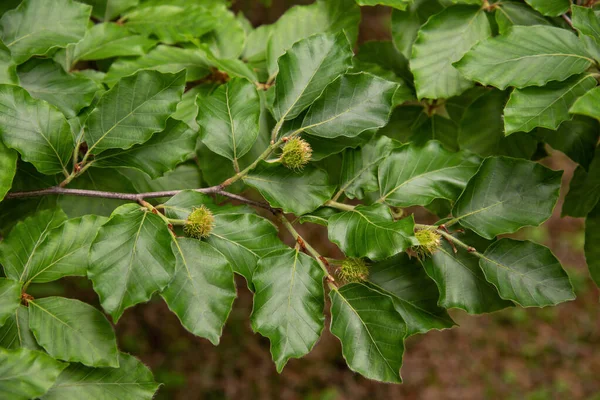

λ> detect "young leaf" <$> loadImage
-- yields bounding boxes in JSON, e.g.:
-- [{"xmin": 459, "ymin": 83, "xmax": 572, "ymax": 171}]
[
  {"xmin": 569, "ymin": 87, "xmax": 600, "ymax": 121},
  {"xmin": 0, "ymin": 0, "xmax": 90, "ymax": 63},
  {"xmin": 0, "ymin": 208, "xmax": 67, "ymax": 282},
  {"xmin": 197, "ymin": 78, "xmax": 260, "ymax": 164},
  {"xmin": 80, "ymin": 0, "xmax": 138, "ymax": 21},
  {"xmin": 244, "ymin": 162, "xmax": 336, "ymax": 215},
  {"xmin": 161, "ymin": 238, "xmax": 236, "ymax": 345},
  {"xmin": 523, "ymin": 0, "xmax": 570, "ymax": 17},
  {"xmin": 455, "ymin": 26, "xmax": 594, "ymax": 90},
  {"xmin": 0, "ymin": 306, "xmax": 40, "ymax": 350},
  {"xmin": 300, "ymin": 73, "xmax": 398, "ymax": 138},
  {"xmin": 562, "ymin": 152, "xmax": 600, "ymax": 217},
  {"xmin": 378, "ymin": 141, "xmax": 481, "ymax": 207},
  {"xmin": 0, "ymin": 139, "xmax": 17, "ymax": 201},
  {"xmin": 0, "ymin": 85, "xmax": 73, "ymax": 175},
  {"xmin": 0, "ymin": 348, "xmax": 67, "ymax": 400},
  {"xmin": 328, "ymin": 204, "xmax": 417, "ymax": 260},
  {"xmin": 0, "ymin": 277, "xmax": 20, "ymax": 325},
  {"xmin": 251, "ymin": 248, "xmax": 325, "ymax": 372},
  {"xmin": 452, "ymin": 157, "xmax": 562, "ymax": 239},
  {"xmin": 29, "ymin": 296, "xmax": 119, "ymax": 367},
  {"xmin": 84, "ymin": 70, "xmax": 185, "ymax": 154},
  {"xmin": 88, "ymin": 205, "xmax": 176, "ymax": 322},
  {"xmin": 410, "ymin": 5, "xmax": 491, "ymax": 99},
  {"xmin": 42, "ymin": 353, "xmax": 159, "ymax": 400},
  {"xmin": 369, "ymin": 254, "xmax": 455, "ymax": 336},
  {"xmin": 479, "ymin": 239, "xmax": 575, "ymax": 307},
  {"xmin": 329, "ymin": 283, "xmax": 405, "ymax": 383},
  {"xmin": 494, "ymin": 1, "xmax": 551, "ymax": 35},
  {"xmin": 584, "ymin": 203, "xmax": 600, "ymax": 288},
  {"xmin": 504, "ymin": 74, "xmax": 597, "ymax": 134}
]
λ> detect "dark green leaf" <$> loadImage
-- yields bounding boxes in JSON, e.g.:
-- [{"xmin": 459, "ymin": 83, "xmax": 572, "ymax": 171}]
[
  {"xmin": 562, "ymin": 151, "xmax": 600, "ymax": 217},
  {"xmin": 584, "ymin": 202, "xmax": 600, "ymax": 288},
  {"xmin": 0, "ymin": 139, "xmax": 17, "ymax": 201},
  {"xmin": 0, "ymin": 277, "xmax": 20, "ymax": 325},
  {"xmin": 0, "ymin": 39, "xmax": 17, "ymax": 84},
  {"xmin": 411, "ymin": 113, "xmax": 460, "ymax": 151},
  {"xmin": 569, "ymin": 87, "xmax": 600, "ymax": 121},
  {"xmin": 524, "ymin": 0, "xmax": 570, "ymax": 17},
  {"xmin": 495, "ymin": 1, "xmax": 551, "ymax": 35},
  {"xmin": 391, "ymin": 0, "xmax": 444, "ymax": 59},
  {"xmin": 0, "ymin": 305, "xmax": 40, "ymax": 350}
]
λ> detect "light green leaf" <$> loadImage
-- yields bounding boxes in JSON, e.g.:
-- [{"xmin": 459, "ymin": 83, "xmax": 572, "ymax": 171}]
[
  {"xmin": 339, "ymin": 136, "xmax": 397, "ymax": 200},
  {"xmin": 584, "ymin": 203, "xmax": 600, "ymax": 288},
  {"xmin": 356, "ymin": 0, "xmax": 410, "ymax": 9},
  {"xmin": 504, "ymin": 74, "xmax": 597, "ymax": 134},
  {"xmin": 378, "ymin": 141, "xmax": 480, "ymax": 207},
  {"xmin": 495, "ymin": 1, "xmax": 551, "ymax": 35},
  {"xmin": 42, "ymin": 352, "xmax": 159, "ymax": 400},
  {"xmin": 524, "ymin": 0, "xmax": 570, "ymax": 17},
  {"xmin": 422, "ymin": 240, "xmax": 513, "ymax": 313},
  {"xmin": 369, "ymin": 254, "xmax": 455, "ymax": 336},
  {"xmin": 569, "ymin": 86, "xmax": 600, "ymax": 121},
  {"xmin": 18, "ymin": 59, "xmax": 100, "ymax": 118},
  {"xmin": 480, "ymin": 239, "xmax": 575, "ymax": 307},
  {"xmin": 0, "ymin": 277, "xmax": 20, "ymax": 325},
  {"xmin": 198, "ymin": 78, "xmax": 260, "ymax": 164},
  {"xmin": 21, "ymin": 215, "xmax": 107, "ymax": 284},
  {"xmin": 0, "ymin": 0, "xmax": 90, "ymax": 64},
  {"xmin": 80, "ymin": 0, "xmax": 138, "ymax": 21},
  {"xmin": 452, "ymin": 157, "xmax": 562, "ymax": 239},
  {"xmin": 172, "ymin": 85, "xmax": 214, "ymax": 130},
  {"xmin": 93, "ymin": 118, "xmax": 196, "ymax": 179},
  {"xmin": 266, "ymin": 0, "xmax": 360, "ymax": 77},
  {"xmin": 391, "ymin": 0, "xmax": 444, "ymax": 59},
  {"xmin": 410, "ymin": 5, "xmax": 491, "ymax": 99},
  {"xmin": 103, "ymin": 45, "xmax": 210, "ymax": 87},
  {"xmin": 455, "ymin": 26, "xmax": 594, "ymax": 90},
  {"xmin": 0, "ymin": 39, "xmax": 17, "ymax": 84},
  {"xmin": 251, "ymin": 248, "xmax": 325, "ymax": 372},
  {"xmin": 0, "ymin": 208, "xmax": 67, "ymax": 282},
  {"xmin": 0, "ymin": 347, "xmax": 66, "ymax": 400},
  {"xmin": 202, "ymin": 7, "xmax": 246, "ymax": 60},
  {"xmin": 572, "ymin": 5, "xmax": 600, "ymax": 44},
  {"xmin": 562, "ymin": 151, "xmax": 600, "ymax": 217},
  {"xmin": 329, "ymin": 282, "xmax": 405, "ymax": 383},
  {"xmin": 0, "ymin": 305, "xmax": 40, "ymax": 350},
  {"xmin": 272, "ymin": 32, "xmax": 353, "ymax": 123},
  {"xmin": 244, "ymin": 162, "xmax": 336, "ymax": 215},
  {"xmin": 0, "ymin": 139, "xmax": 17, "ymax": 201},
  {"xmin": 84, "ymin": 70, "xmax": 185, "ymax": 154},
  {"xmin": 162, "ymin": 238, "xmax": 236, "ymax": 345},
  {"xmin": 300, "ymin": 73, "xmax": 398, "ymax": 138},
  {"xmin": 29, "ymin": 297, "xmax": 119, "ymax": 367},
  {"xmin": 89, "ymin": 205, "xmax": 176, "ymax": 322},
  {"xmin": 0, "ymin": 85, "xmax": 73, "ymax": 175},
  {"xmin": 161, "ymin": 191, "xmax": 252, "ymax": 219},
  {"xmin": 328, "ymin": 203, "xmax": 417, "ymax": 260}
]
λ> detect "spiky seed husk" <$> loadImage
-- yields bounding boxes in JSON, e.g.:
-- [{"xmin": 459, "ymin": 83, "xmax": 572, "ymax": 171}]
[
  {"xmin": 337, "ymin": 258, "xmax": 369, "ymax": 283},
  {"xmin": 413, "ymin": 229, "xmax": 441, "ymax": 258},
  {"xmin": 184, "ymin": 205, "xmax": 214, "ymax": 239},
  {"xmin": 280, "ymin": 138, "xmax": 312, "ymax": 170}
]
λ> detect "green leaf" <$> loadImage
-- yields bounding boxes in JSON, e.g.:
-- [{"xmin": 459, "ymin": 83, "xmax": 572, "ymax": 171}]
[
  {"xmin": 84, "ymin": 70, "xmax": 185, "ymax": 154},
  {"xmin": 459, "ymin": 89, "xmax": 538, "ymax": 158},
  {"xmin": 411, "ymin": 113, "xmax": 460, "ymax": 151},
  {"xmin": 161, "ymin": 190, "xmax": 252, "ymax": 219},
  {"xmin": 272, "ymin": 32, "xmax": 353, "ymax": 122},
  {"xmin": 495, "ymin": 1, "xmax": 551, "ymax": 34},
  {"xmin": 125, "ymin": 164, "xmax": 201, "ymax": 194},
  {"xmin": 103, "ymin": 45, "xmax": 210, "ymax": 87},
  {"xmin": 524, "ymin": 0, "xmax": 570, "ymax": 17},
  {"xmin": 329, "ymin": 282, "xmax": 405, "ymax": 383},
  {"xmin": 244, "ymin": 162, "xmax": 336, "ymax": 215},
  {"xmin": 0, "ymin": 139, "xmax": 17, "ymax": 201},
  {"xmin": 572, "ymin": 5, "xmax": 600, "ymax": 44},
  {"xmin": 378, "ymin": 141, "xmax": 481, "ymax": 207},
  {"xmin": 42, "ymin": 352, "xmax": 159, "ymax": 400},
  {"xmin": 455, "ymin": 26, "xmax": 594, "ymax": 90},
  {"xmin": 0, "ymin": 208, "xmax": 67, "ymax": 282},
  {"xmin": 300, "ymin": 73, "xmax": 398, "ymax": 138},
  {"xmin": 504, "ymin": 74, "xmax": 597, "ymax": 134},
  {"xmin": 162, "ymin": 238, "xmax": 236, "ymax": 345},
  {"xmin": 0, "ymin": 347, "xmax": 67, "ymax": 400},
  {"xmin": 339, "ymin": 136, "xmax": 397, "ymax": 200},
  {"xmin": 68, "ymin": 22, "xmax": 156, "ymax": 65},
  {"xmin": 584, "ymin": 203, "xmax": 600, "ymax": 288},
  {"xmin": 569, "ymin": 86, "xmax": 600, "ymax": 121},
  {"xmin": 422, "ymin": 240, "xmax": 514, "ymax": 313},
  {"xmin": 0, "ymin": 305, "xmax": 40, "ymax": 350},
  {"xmin": 266, "ymin": 0, "xmax": 360, "ymax": 77},
  {"xmin": 89, "ymin": 205, "xmax": 176, "ymax": 322},
  {"xmin": 480, "ymin": 239, "xmax": 575, "ymax": 307},
  {"xmin": 173, "ymin": 85, "xmax": 215, "ymax": 130},
  {"xmin": 21, "ymin": 215, "xmax": 107, "ymax": 284},
  {"xmin": 251, "ymin": 248, "xmax": 325, "ymax": 372},
  {"xmin": 0, "ymin": 39, "xmax": 17, "ymax": 84},
  {"xmin": 79, "ymin": 0, "xmax": 138, "ymax": 21},
  {"xmin": 0, "ymin": 85, "xmax": 73, "ymax": 175},
  {"xmin": 0, "ymin": 277, "xmax": 20, "ymax": 325},
  {"xmin": 410, "ymin": 5, "xmax": 491, "ymax": 99},
  {"xmin": 29, "ymin": 296, "xmax": 119, "ymax": 367},
  {"xmin": 93, "ymin": 118, "xmax": 197, "ymax": 179},
  {"xmin": 0, "ymin": 0, "xmax": 90, "ymax": 64},
  {"xmin": 328, "ymin": 204, "xmax": 417, "ymax": 260},
  {"xmin": 197, "ymin": 78, "xmax": 260, "ymax": 164},
  {"xmin": 391, "ymin": 0, "xmax": 444, "ymax": 59},
  {"xmin": 355, "ymin": 0, "xmax": 410, "ymax": 9},
  {"xmin": 452, "ymin": 157, "xmax": 562, "ymax": 239},
  {"xmin": 17, "ymin": 59, "xmax": 101, "ymax": 118},
  {"xmin": 562, "ymin": 152, "xmax": 600, "ymax": 217},
  {"xmin": 369, "ymin": 254, "xmax": 455, "ymax": 336}
]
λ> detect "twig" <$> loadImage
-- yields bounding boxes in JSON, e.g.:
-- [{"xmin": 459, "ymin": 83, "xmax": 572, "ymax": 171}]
[{"xmin": 562, "ymin": 14, "xmax": 574, "ymax": 29}]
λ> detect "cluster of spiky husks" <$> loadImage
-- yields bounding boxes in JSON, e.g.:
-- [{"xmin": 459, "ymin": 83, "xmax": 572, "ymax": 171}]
[
  {"xmin": 413, "ymin": 228, "xmax": 442, "ymax": 258},
  {"xmin": 280, "ymin": 138, "xmax": 312, "ymax": 170},
  {"xmin": 184, "ymin": 205, "xmax": 215, "ymax": 239},
  {"xmin": 337, "ymin": 258, "xmax": 369, "ymax": 283}
]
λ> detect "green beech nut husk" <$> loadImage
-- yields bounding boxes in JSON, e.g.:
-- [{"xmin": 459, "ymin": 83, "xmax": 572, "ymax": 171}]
[
  {"xmin": 414, "ymin": 228, "xmax": 442, "ymax": 258},
  {"xmin": 338, "ymin": 258, "xmax": 369, "ymax": 283},
  {"xmin": 280, "ymin": 137, "xmax": 312, "ymax": 170},
  {"xmin": 184, "ymin": 205, "xmax": 214, "ymax": 239}
]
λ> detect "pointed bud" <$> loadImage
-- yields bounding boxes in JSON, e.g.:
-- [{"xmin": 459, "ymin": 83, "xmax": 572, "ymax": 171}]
[
  {"xmin": 280, "ymin": 138, "xmax": 312, "ymax": 170},
  {"xmin": 184, "ymin": 205, "xmax": 214, "ymax": 239}
]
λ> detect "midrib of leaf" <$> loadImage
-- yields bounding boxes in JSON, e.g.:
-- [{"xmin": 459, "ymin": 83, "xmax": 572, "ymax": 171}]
[
  {"xmin": 19, "ymin": 216, "xmax": 59, "ymax": 282},
  {"xmin": 480, "ymin": 53, "xmax": 595, "ymax": 65},
  {"xmin": 280, "ymin": 250, "xmax": 300, "ymax": 358},
  {"xmin": 350, "ymin": 209, "xmax": 401, "ymax": 234},
  {"xmin": 225, "ymin": 84, "xmax": 238, "ymax": 166},
  {"xmin": 117, "ymin": 212, "xmax": 147, "ymax": 314},
  {"xmin": 210, "ymin": 233, "xmax": 260, "ymax": 258},
  {"xmin": 339, "ymin": 154, "xmax": 386, "ymax": 196}
]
